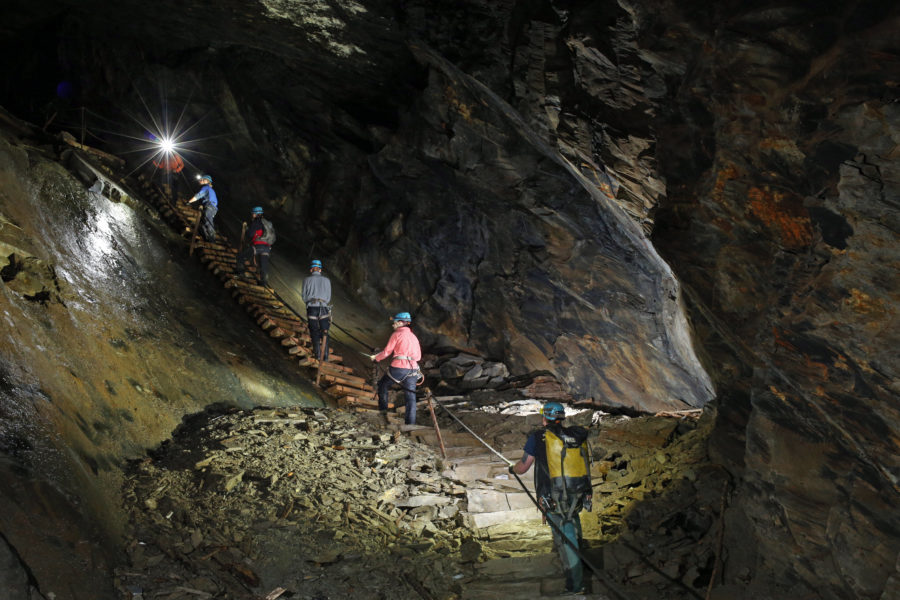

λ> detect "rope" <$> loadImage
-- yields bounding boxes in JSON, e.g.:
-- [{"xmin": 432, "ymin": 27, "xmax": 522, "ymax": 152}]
[{"xmin": 430, "ymin": 398, "xmax": 630, "ymax": 600}]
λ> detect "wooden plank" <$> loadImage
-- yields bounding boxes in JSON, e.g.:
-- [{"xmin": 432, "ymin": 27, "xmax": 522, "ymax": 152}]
[
  {"xmin": 317, "ymin": 361, "xmax": 354, "ymax": 375},
  {"xmin": 281, "ymin": 334, "xmax": 312, "ymax": 346},
  {"xmin": 258, "ymin": 314, "xmax": 304, "ymax": 332},
  {"xmin": 199, "ymin": 250, "xmax": 237, "ymax": 263},
  {"xmin": 249, "ymin": 303, "xmax": 298, "ymax": 321},
  {"xmin": 320, "ymin": 372, "xmax": 369, "ymax": 388},
  {"xmin": 195, "ymin": 241, "xmax": 233, "ymax": 253},
  {"xmin": 60, "ymin": 134, "xmax": 125, "ymax": 166},
  {"xmin": 338, "ymin": 396, "xmax": 387, "ymax": 409},
  {"xmin": 225, "ymin": 278, "xmax": 270, "ymax": 294},
  {"xmin": 287, "ymin": 345, "xmax": 311, "ymax": 356},
  {"xmin": 300, "ymin": 355, "xmax": 343, "ymax": 367},
  {"xmin": 323, "ymin": 382, "xmax": 374, "ymax": 396}
]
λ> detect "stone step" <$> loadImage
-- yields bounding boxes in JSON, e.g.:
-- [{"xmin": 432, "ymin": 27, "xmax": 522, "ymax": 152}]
[
  {"xmin": 462, "ymin": 506, "xmax": 543, "ymax": 529},
  {"xmin": 466, "ymin": 488, "xmax": 536, "ymax": 513}
]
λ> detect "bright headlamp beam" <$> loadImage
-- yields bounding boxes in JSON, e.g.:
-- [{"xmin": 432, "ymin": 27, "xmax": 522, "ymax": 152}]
[{"xmin": 158, "ymin": 137, "xmax": 176, "ymax": 153}]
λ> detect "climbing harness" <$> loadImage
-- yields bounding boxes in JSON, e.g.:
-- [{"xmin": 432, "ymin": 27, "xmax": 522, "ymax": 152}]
[
  {"xmin": 307, "ymin": 305, "xmax": 332, "ymax": 320},
  {"xmin": 375, "ymin": 363, "xmax": 425, "ymax": 387},
  {"xmin": 431, "ymin": 397, "xmax": 631, "ymax": 600}
]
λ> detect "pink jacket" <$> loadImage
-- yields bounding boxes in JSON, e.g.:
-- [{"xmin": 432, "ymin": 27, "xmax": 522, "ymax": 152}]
[{"xmin": 374, "ymin": 326, "xmax": 421, "ymax": 369}]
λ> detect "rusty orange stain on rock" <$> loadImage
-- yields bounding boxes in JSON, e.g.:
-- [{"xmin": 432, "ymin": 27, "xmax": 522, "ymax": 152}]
[
  {"xmin": 844, "ymin": 288, "xmax": 889, "ymax": 316},
  {"xmin": 747, "ymin": 186, "xmax": 813, "ymax": 249},
  {"xmin": 804, "ymin": 356, "xmax": 829, "ymax": 380},
  {"xmin": 712, "ymin": 163, "xmax": 739, "ymax": 203}
]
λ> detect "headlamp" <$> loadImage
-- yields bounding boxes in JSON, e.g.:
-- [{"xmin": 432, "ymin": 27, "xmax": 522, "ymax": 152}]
[{"xmin": 158, "ymin": 137, "xmax": 176, "ymax": 153}]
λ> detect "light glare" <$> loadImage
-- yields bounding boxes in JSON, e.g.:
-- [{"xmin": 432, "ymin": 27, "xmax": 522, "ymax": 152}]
[{"xmin": 159, "ymin": 137, "xmax": 175, "ymax": 153}]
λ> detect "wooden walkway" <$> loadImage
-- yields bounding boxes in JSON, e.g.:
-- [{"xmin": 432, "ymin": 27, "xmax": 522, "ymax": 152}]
[{"xmin": 132, "ymin": 172, "xmax": 386, "ymax": 411}]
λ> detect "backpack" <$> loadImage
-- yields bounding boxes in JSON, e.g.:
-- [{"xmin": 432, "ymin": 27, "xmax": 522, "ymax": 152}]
[
  {"xmin": 259, "ymin": 218, "xmax": 276, "ymax": 245},
  {"xmin": 544, "ymin": 425, "xmax": 591, "ymax": 517}
]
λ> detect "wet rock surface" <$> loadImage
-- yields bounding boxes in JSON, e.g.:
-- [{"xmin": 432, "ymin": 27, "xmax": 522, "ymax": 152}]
[{"xmin": 0, "ymin": 121, "xmax": 325, "ymax": 599}]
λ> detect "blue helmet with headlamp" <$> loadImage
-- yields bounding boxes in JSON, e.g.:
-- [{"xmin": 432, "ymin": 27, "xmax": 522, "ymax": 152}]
[
  {"xmin": 392, "ymin": 312, "xmax": 412, "ymax": 322},
  {"xmin": 541, "ymin": 401, "xmax": 566, "ymax": 421}
]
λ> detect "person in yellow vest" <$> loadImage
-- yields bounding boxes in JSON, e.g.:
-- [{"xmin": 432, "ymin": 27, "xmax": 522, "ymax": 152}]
[{"xmin": 510, "ymin": 401, "xmax": 592, "ymax": 594}]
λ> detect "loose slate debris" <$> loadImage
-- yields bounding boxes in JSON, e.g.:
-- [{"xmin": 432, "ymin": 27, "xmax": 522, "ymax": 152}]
[{"xmin": 117, "ymin": 406, "xmax": 472, "ymax": 600}]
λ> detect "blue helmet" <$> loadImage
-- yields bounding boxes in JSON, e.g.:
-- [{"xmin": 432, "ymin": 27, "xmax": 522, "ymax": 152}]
[
  {"xmin": 251, "ymin": 206, "xmax": 263, "ymax": 215},
  {"xmin": 310, "ymin": 259, "xmax": 322, "ymax": 269},
  {"xmin": 199, "ymin": 174, "xmax": 213, "ymax": 184},
  {"xmin": 392, "ymin": 312, "xmax": 412, "ymax": 322},
  {"xmin": 541, "ymin": 401, "xmax": 566, "ymax": 421}
]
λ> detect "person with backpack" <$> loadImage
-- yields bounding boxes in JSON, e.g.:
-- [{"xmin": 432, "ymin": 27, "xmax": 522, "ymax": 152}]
[
  {"xmin": 234, "ymin": 206, "xmax": 275, "ymax": 288},
  {"xmin": 186, "ymin": 174, "xmax": 218, "ymax": 242},
  {"xmin": 301, "ymin": 259, "xmax": 332, "ymax": 361},
  {"xmin": 370, "ymin": 312, "xmax": 422, "ymax": 425},
  {"xmin": 510, "ymin": 401, "xmax": 592, "ymax": 594}
]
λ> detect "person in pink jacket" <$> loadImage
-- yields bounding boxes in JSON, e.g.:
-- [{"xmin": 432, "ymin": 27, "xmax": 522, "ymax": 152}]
[{"xmin": 371, "ymin": 312, "xmax": 422, "ymax": 424}]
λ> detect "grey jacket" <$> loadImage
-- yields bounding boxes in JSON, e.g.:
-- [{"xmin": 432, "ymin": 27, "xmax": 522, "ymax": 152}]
[{"xmin": 302, "ymin": 273, "xmax": 332, "ymax": 307}]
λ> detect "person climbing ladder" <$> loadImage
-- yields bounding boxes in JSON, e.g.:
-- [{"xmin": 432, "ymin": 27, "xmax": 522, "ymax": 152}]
[
  {"xmin": 234, "ymin": 206, "xmax": 275, "ymax": 288},
  {"xmin": 186, "ymin": 174, "xmax": 218, "ymax": 243},
  {"xmin": 302, "ymin": 259, "xmax": 332, "ymax": 361}
]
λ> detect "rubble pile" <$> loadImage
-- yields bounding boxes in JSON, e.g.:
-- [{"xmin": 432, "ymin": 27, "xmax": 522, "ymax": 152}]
[{"xmin": 116, "ymin": 406, "xmax": 477, "ymax": 600}]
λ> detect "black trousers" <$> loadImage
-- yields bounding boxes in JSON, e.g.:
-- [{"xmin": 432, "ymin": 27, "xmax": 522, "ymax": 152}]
[
  {"xmin": 307, "ymin": 306, "xmax": 331, "ymax": 360},
  {"xmin": 200, "ymin": 203, "xmax": 217, "ymax": 242},
  {"xmin": 235, "ymin": 245, "xmax": 271, "ymax": 286}
]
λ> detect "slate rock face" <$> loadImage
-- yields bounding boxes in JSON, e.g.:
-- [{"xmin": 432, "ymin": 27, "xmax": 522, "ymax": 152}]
[{"xmin": 342, "ymin": 44, "xmax": 714, "ymax": 412}]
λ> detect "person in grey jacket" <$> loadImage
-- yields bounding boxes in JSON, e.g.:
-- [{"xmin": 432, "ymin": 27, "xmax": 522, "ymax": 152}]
[{"xmin": 302, "ymin": 259, "xmax": 332, "ymax": 361}]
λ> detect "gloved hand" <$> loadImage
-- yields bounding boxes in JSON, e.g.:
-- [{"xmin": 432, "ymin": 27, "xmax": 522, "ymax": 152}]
[
  {"xmin": 583, "ymin": 496, "xmax": 593, "ymax": 512},
  {"xmin": 507, "ymin": 462, "xmax": 517, "ymax": 475},
  {"xmin": 367, "ymin": 354, "xmax": 377, "ymax": 362}
]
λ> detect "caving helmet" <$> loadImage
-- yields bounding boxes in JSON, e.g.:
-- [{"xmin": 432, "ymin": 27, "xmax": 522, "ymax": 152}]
[
  {"xmin": 251, "ymin": 206, "xmax": 264, "ymax": 215},
  {"xmin": 310, "ymin": 259, "xmax": 323, "ymax": 270},
  {"xmin": 392, "ymin": 312, "xmax": 412, "ymax": 322},
  {"xmin": 199, "ymin": 174, "xmax": 213, "ymax": 185},
  {"xmin": 541, "ymin": 401, "xmax": 566, "ymax": 421}
]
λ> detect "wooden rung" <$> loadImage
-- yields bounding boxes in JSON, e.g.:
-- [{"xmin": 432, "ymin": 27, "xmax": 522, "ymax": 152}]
[
  {"xmin": 287, "ymin": 345, "xmax": 310, "ymax": 356},
  {"xmin": 196, "ymin": 241, "xmax": 232, "ymax": 252},
  {"xmin": 258, "ymin": 314, "xmax": 304, "ymax": 332},
  {"xmin": 317, "ymin": 361, "xmax": 354, "ymax": 375},
  {"xmin": 337, "ymin": 396, "xmax": 392, "ymax": 409},
  {"xmin": 320, "ymin": 372, "xmax": 370, "ymax": 388},
  {"xmin": 298, "ymin": 357, "xmax": 318, "ymax": 367},
  {"xmin": 200, "ymin": 251, "xmax": 237, "ymax": 263},
  {"xmin": 269, "ymin": 327, "xmax": 289, "ymax": 339},
  {"xmin": 324, "ymin": 383, "xmax": 375, "ymax": 397},
  {"xmin": 281, "ymin": 334, "xmax": 312, "ymax": 346},
  {"xmin": 250, "ymin": 305, "xmax": 299, "ymax": 322},
  {"xmin": 225, "ymin": 278, "xmax": 270, "ymax": 293}
]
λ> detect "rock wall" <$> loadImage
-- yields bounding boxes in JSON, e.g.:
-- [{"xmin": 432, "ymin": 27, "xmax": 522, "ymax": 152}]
[
  {"xmin": 0, "ymin": 123, "xmax": 323, "ymax": 599},
  {"xmin": 401, "ymin": 1, "xmax": 900, "ymax": 596}
]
